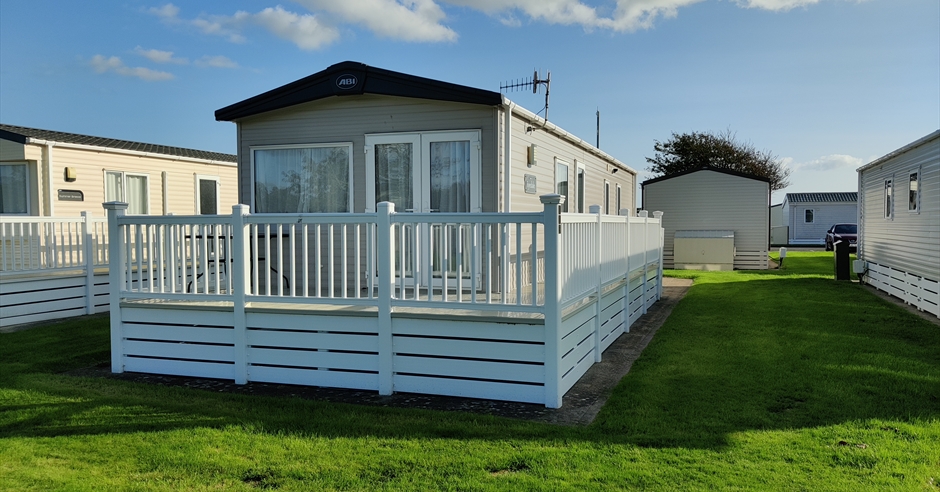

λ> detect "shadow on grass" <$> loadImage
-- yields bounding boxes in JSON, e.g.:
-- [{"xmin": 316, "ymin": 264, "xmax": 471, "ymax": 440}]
[{"xmin": 1, "ymin": 272, "xmax": 938, "ymax": 451}]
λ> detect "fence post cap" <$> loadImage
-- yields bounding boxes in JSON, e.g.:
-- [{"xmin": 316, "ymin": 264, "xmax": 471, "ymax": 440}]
[
  {"xmin": 653, "ymin": 211, "xmax": 664, "ymax": 219},
  {"xmin": 232, "ymin": 204, "xmax": 250, "ymax": 214},
  {"xmin": 376, "ymin": 201, "xmax": 396, "ymax": 213},
  {"xmin": 539, "ymin": 194, "xmax": 564, "ymax": 205},
  {"xmin": 638, "ymin": 210, "xmax": 649, "ymax": 218},
  {"xmin": 102, "ymin": 201, "xmax": 128, "ymax": 210},
  {"xmin": 588, "ymin": 204, "xmax": 601, "ymax": 214}
]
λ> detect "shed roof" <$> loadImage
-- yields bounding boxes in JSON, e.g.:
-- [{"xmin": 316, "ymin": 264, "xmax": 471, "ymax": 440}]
[
  {"xmin": 784, "ymin": 192, "xmax": 857, "ymax": 204},
  {"xmin": 0, "ymin": 124, "xmax": 236, "ymax": 163},
  {"xmin": 641, "ymin": 166, "xmax": 770, "ymax": 187},
  {"xmin": 215, "ymin": 61, "xmax": 503, "ymax": 121}
]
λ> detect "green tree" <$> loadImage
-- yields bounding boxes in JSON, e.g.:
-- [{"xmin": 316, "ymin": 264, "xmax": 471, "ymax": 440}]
[{"xmin": 646, "ymin": 130, "xmax": 791, "ymax": 191}]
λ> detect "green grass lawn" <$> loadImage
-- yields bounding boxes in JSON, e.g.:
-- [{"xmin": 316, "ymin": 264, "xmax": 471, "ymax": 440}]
[{"xmin": 2, "ymin": 252, "xmax": 938, "ymax": 491}]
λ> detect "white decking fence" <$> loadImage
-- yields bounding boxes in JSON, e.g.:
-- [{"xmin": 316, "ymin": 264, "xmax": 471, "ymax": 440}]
[
  {"xmin": 864, "ymin": 261, "xmax": 940, "ymax": 318},
  {"xmin": 104, "ymin": 195, "xmax": 665, "ymax": 407},
  {"xmin": 1, "ymin": 213, "xmax": 110, "ymax": 326}
]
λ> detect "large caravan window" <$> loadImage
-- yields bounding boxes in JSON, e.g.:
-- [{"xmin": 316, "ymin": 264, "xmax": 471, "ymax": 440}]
[
  {"xmin": 253, "ymin": 144, "xmax": 352, "ymax": 213},
  {"xmin": 0, "ymin": 163, "xmax": 29, "ymax": 214},
  {"xmin": 908, "ymin": 171, "xmax": 919, "ymax": 212},
  {"xmin": 555, "ymin": 160, "xmax": 569, "ymax": 212},
  {"xmin": 884, "ymin": 178, "xmax": 893, "ymax": 219},
  {"xmin": 105, "ymin": 171, "xmax": 149, "ymax": 214}
]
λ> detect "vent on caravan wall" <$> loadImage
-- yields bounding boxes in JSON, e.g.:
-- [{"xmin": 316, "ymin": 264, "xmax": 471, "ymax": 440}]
[{"xmin": 500, "ymin": 70, "xmax": 551, "ymax": 126}]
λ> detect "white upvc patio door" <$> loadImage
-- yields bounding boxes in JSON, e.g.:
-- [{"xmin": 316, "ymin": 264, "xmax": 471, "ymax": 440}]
[{"xmin": 366, "ymin": 130, "xmax": 481, "ymax": 291}]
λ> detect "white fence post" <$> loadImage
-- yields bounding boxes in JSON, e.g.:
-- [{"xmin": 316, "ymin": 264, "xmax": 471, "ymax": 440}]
[
  {"xmin": 104, "ymin": 201, "xmax": 128, "ymax": 373},
  {"xmin": 81, "ymin": 211, "xmax": 95, "ymax": 315},
  {"xmin": 231, "ymin": 205, "xmax": 250, "ymax": 385},
  {"xmin": 376, "ymin": 201, "xmax": 395, "ymax": 396},
  {"xmin": 639, "ymin": 210, "xmax": 649, "ymax": 314},
  {"xmin": 589, "ymin": 204, "xmax": 603, "ymax": 363},
  {"xmin": 621, "ymin": 208, "xmax": 631, "ymax": 333},
  {"xmin": 541, "ymin": 193, "xmax": 563, "ymax": 408},
  {"xmin": 653, "ymin": 211, "xmax": 664, "ymax": 300}
]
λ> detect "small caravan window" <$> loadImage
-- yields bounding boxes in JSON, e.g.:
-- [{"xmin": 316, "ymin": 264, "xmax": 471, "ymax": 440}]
[
  {"xmin": 555, "ymin": 160, "xmax": 569, "ymax": 213},
  {"xmin": 616, "ymin": 184, "xmax": 622, "ymax": 215},
  {"xmin": 105, "ymin": 171, "xmax": 149, "ymax": 215},
  {"xmin": 0, "ymin": 163, "xmax": 29, "ymax": 214},
  {"xmin": 804, "ymin": 209, "xmax": 814, "ymax": 223},
  {"xmin": 884, "ymin": 178, "xmax": 893, "ymax": 219},
  {"xmin": 576, "ymin": 166, "xmax": 585, "ymax": 213},
  {"xmin": 604, "ymin": 180, "xmax": 610, "ymax": 215},
  {"xmin": 908, "ymin": 171, "xmax": 919, "ymax": 212}
]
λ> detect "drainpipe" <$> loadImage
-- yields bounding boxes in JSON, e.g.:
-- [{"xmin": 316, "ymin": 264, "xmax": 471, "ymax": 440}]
[
  {"xmin": 43, "ymin": 143, "xmax": 55, "ymax": 217},
  {"xmin": 502, "ymin": 99, "xmax": 514, "ymax": 213}
]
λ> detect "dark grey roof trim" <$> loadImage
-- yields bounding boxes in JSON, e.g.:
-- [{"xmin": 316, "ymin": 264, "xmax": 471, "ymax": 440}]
[
  {"xmin": 641, "ymin": 166, "xmax": 771, "ymax": 187},
  {"xmin": 0, "ymin": 124, "xmax": 236, "ymax": 163},
  {"xmin": 784, "ymin": 192, "xmax": 858, "ymax": 204},
  {"xmin": 215, "ymin": 61, "xmax": 504, "ymax": 121}
]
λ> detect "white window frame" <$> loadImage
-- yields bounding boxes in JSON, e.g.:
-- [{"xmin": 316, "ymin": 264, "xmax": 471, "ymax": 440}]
[
  {"xmin": 365, "ymin": 130, "xmax": 481, "ymax": 214},
  {"xmin": 250, "ymin": 142, "xmax": 354, "ymax": 213},
  {"xmin": 195, "ymin": 174, "xmax": 221, "ymax": 215},
  {"xmin": 104, "ymin": 170, "xmax": 150, "ymax": 215},
  {"xmin": 908, "ymin": 168, "xmax": 920, "ymax": 213},
  {"xmin": 555, "ymin": 158, "xmax": 569, "ymax": 213},
  {"xmin": 804, "ymin": 208, "xmax": 815, "ymax": 224},
  {"xmin": 0, "ymin": 162, "xmax": 31, "ymax": 215},
  {"xmin": 884, "ymin": 177, "xmax": 893, "ymax": 219}
]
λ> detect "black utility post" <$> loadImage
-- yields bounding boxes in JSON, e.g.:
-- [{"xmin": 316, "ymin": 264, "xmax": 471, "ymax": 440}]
[{"xmin": 834, "ymin": 240, "xmax": 851, "ymax": 281}]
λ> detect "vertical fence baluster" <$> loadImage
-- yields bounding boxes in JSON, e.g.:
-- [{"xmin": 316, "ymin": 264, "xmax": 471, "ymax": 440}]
[
  {"xmin": 315, "ymin": 224, "xmax": 321, "ymax": 298},
  {"xmin": 355, "ymin": 223, "xmax": 361, "ymax": 299},
  {"xmin": 302, "ymin": 223, "xmax": 309, "ymax": 298},
  {"xmin": 342, "ymin": 223, "xmax": 348, "ymax": 299},
  {"xmin": 289, "ymin": 223, "xmax": 296, "ymax": 297}
]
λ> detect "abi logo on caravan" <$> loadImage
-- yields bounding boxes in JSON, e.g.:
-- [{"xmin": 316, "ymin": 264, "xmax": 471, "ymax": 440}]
[{"xmin": 336, "ymin": 74, "xmax": 358, "ymax": 90}]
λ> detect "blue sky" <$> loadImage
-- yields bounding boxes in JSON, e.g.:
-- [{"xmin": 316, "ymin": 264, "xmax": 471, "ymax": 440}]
[{"xmin": 1, "ymin": 0, "xmax": 937, "ymax": 204}]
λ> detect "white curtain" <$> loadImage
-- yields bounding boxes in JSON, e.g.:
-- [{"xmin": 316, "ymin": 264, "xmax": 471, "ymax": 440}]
[
  {"xmin": 126, "ymin": 175, "xmax": 148, "ymax": 214},
  {"xmin": 429, "ymin": 141, "xmax": 470, "ymax": 213},
  {"xmin": 105, "ymin": 171, "xmax": 124, "ymax": 203},
  {"xmin": 0, "ymin": 164, "xmax": 28, "ymax": 214},
  {"xmin": 556, "ymin": 163, "xmax": 569, "ymax": 212},
  {"xmin": 254, "ymin": 146, "xmax": 349, "ymax": 213},
  {"xmin": 375, "ymin": 143, "xmax": 413, "ymax": 210}
]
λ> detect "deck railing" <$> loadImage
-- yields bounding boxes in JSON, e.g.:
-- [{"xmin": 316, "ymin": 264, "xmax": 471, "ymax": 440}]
[{"xmin": 0, "ymin": 213, "xmax": 108, "ymax": 273}]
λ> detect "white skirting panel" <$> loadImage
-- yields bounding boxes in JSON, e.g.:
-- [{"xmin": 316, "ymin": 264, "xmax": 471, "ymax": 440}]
[
  {"xmin": 865, "ymin": 262, "xmax": 940, "ymax": 318},
  {"xmin": 599, "ymin": 288, "xmax": 625, "ymax": 351},
  {"xmin": 0, "ymin": 273, "xmax": 110, "ymax": 326},
  {"xmin": 391, "ymin": 317, "xmax": 546, "ymax": 403}
]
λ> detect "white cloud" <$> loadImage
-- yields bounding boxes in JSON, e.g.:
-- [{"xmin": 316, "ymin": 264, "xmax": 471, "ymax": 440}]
[
  {"xmin": 735, "ymin": 0, "xmax": 820, "ymax": 11},
  {"xmin": 787, "ymin": 154, "xmax": 864, "ymax": 172},
  {"xmin": 146, "ymin": 0, "xmax": 844, "ymax": 48},
  {"xmin": 253, "ymin": 6, "xmax": 339, "ymax": 50},
  {"xmin": 195, "ymin": 55, "xmax": 239, "ymax": 68},
  {"xmin": 90, "ymin": 55, "xmax": 174, "ymax": 81},
  {"xmin": 134, "ymin": 46, "xmax": 188, "ymax": 64},
  {"xmin": 296, "ymin": 0, "xmax": 457, "ymax": 42}
]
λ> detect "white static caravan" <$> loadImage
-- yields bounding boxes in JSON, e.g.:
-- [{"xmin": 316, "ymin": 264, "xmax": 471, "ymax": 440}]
[
  {"xmin": 856, "ymin": 130, "xmax": 940, "ymax": 318},
  {"xmin": 780, "ymin": 192, "xmax": 858, "ymax": 245},
  {"xmin": 0, "ymin": 124, "xmax": 237, "ymax": 327},
  {"xmin": 100, "ymin": 61, "xmax": 665, "ymax": 408},
  {"xmin": 642, "ymin": 167, "xmax": 771, "ymax": 270}
]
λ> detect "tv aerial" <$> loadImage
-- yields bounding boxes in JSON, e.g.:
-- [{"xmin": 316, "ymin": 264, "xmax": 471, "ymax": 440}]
[{"xmin": 500, "ymin": 69, "xmax": 551, "ymax": 125}]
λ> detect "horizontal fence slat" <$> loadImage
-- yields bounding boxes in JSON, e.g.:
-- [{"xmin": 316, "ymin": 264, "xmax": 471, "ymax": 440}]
[
  {"xmin": 393, "ymin": 336, "xmax": 544, "ymax": 363},
  {"xmin": 124, "ymin": 357, "xmax": 235, "ymax": 380},
  {"xmin": 249, "ymin": 347, "xmax": 378, "ymax": 371},
  {"xmin": 248, "ymin": 365, "xmax": 378, "ymax": 390},
  {"xmin": 248, "ymin": 329, "xmax": 378, "ymax": 352},
  {"xmin": 394, "ymin": 355, "xmax": 544, "ymax": 384},
  {"xmin": 123, "ymin": 340, "xmax": 235, "ymax": 362}
]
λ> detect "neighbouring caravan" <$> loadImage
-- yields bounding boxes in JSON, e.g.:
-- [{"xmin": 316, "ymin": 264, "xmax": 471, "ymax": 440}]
[
  {"xmin": 642, "ymin": 167, "xmax": 770, "ymax": 270},
  {"xmin": 780, "ymin": 192, "xmax": 858, "ymax": 245},
  {"xmin": 0, "ymin": 124, "xmax": 238, "ymax": 327},
  {"xmin": 214, "ymin": 61, "xmax": 636, "ymax": 216},
  {"xmin": 856, "ymin": 130, "xmax": 940, "ymax": 318}
]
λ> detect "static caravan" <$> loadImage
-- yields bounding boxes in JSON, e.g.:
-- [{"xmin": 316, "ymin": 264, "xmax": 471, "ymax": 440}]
[
  {"xmin": 856, "ymin": 130, "xmax": 940, "ymax": 318},
  {"xmin": 214, "ymin": 61, "xmax": 636, "ymax": 217},
  {"xmin": 0, "ymin": 124, "xmax": 237, "ymax": 326},
  {"xmin": 642, "ymin": 167, "xmax": 770, "ymax": 270},
  {"xmin": 770, "ymin": 203, "xmax": 786, "ymax": 246},
  {"xmin": 781, "ymin": 192, "xmax": 857, "ymax": 245}
]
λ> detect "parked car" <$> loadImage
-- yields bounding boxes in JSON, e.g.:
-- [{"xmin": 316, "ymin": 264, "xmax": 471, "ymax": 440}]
[{"xmin": 825, "ymin": 223, "xmax": 857, "ymax": 251}]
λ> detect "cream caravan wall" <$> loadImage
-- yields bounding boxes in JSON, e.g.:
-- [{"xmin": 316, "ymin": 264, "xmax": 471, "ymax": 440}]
[
  {"xmin": 858, "ymin": 132, "xmax": 940, "ymax": 282},
  {"xmin": 235, "ymin": 94, "xmax": 498, "ymax": 213},
  {"xmin": 643, "ymin": 169, "xmax": 769, "ymax": 269},
  {"xmin": 503, "ymin": 109, "xmax": 635, "ymax": 214},
  {"xmin": 10, "ymin": 142, "xmax": 236, "ymax": 217}
]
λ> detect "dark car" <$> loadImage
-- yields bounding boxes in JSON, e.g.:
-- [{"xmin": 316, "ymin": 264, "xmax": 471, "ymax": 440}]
[{"xmin": 825, "ymin": 223, "xmax": 857, "ymax": 251}]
